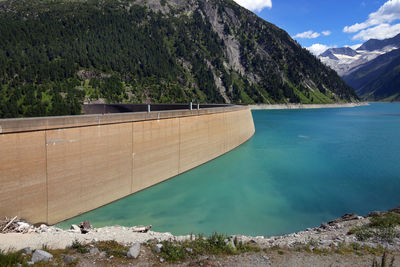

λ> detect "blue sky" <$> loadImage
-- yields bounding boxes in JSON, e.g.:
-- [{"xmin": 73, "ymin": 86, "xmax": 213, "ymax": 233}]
[{"xmin": 233, "ymin": 0, "xmax": 400, "ymax": 54}]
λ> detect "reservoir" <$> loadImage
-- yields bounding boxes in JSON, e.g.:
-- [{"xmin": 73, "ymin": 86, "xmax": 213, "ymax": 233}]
[{"xmin": 59, "ymin": 103, "xmax": 400, "ymax": 237}]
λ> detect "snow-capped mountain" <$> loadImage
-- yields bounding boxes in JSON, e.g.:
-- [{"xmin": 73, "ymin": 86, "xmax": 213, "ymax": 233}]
[{"xmin": 318, "ymin": 34, "xmax": 400, "ymax": 76}]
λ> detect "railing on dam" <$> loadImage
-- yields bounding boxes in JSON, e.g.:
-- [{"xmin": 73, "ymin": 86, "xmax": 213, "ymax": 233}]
[
  {"xmin": 83, "ymin": 103, "xmax": 235, "ymax": 114},
  {"xmin": 0, "ymin": 105, "xmax": 255, "ymax": 225}
]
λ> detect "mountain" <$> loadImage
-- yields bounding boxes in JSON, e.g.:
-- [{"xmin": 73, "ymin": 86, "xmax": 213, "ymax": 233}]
[
  {"xmin": 357, "ymin": 34, "xmax": 400, "ymax": 52},
  {"xmin": 319, "ymin": 41, "xmax": 400, "ymax": 77},
  {"xmin": 343, "ymin": 48, "xmax": 400, "ymax": 101},
  {"xmin": 320, "ymin": 47, "xmax": 358, "ymax": 58},
  {"xmin": 0, "ymin": 0, "xmax": 358, "ymax": 118},
  {"xmin": 318, "ymin": 33, "xmax": 400, "ymax": 101}
]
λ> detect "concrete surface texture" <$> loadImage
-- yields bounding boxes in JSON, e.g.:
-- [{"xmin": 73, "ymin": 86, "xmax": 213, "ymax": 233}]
[{"xmin": 0, "ymin": 107, "xmax": 255, "ymax": 225}]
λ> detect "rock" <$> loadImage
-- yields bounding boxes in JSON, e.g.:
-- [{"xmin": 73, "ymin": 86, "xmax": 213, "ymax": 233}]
[
  {"xmin": 21, "ymin": 247, "xmax": 33, "ymax": 255},
  {"xmin": 70, "ymin": 224, "xmax": 80, "ymax": 232},
  {"xmin": 79, "ymin": 220, "xmax": 92, "ymax": 234},
  {"xmin": 224, "ymin": 238, "xmax": 236, "ymax": 249},
  {"xmin": 160, "ymin": 257, "xmax": 165, "ymax": 263},
  {"xmin": 320, "ymin": 223, "xmax": 329, "ymax": 229},
  {"xmin": 38, "ymin": 224, "xmax": 49, "ymax": 233},
  {"xmin": 16, "ymin": 222, "xmax": 31, "ymax": 233},
  {"xmin": 127, "ymin": 243, "xmax": 141, "ymax": 259},
  {"xmin": 31, "ymin": 250, "xmax": 53, "ymax": 263},
  {"xmin": 62, "ymin": 254, "xmax": 76, "ymax": 264},
  {"xmin": 153, "ymin": 244, "xmax": 163, "ymax": 253},
  {"xmin": 185, "ymin": 247, "xmax": 193, "ymax": 253},
  {"xmin": 27, "ymin": 261, "xmax": 34, "ymax": 266},
  {"xmin": 89, "ymin": 247, "xmax": 100, "ymax": 255},
  {"xmin": 328, "ymin": 213, "xmax": 358, "ymax": 225},
  {"xmin": 132, "ymin": 225, "xmax": 152, "ymax": 233}
]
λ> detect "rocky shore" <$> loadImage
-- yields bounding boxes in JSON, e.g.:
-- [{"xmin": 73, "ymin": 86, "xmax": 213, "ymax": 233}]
[
  {"xmin": 249, "ymin": 102, "xmax": 369, "ymax": 110},
  {"xmin": 1, "ymin": 207, "xmax": 399, "ymax": 266}
]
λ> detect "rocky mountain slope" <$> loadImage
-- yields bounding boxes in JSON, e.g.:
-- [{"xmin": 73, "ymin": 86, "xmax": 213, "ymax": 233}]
[
  {"xmin": 318, "ymin": 34, "xmax": 400, "ymax": 101},
  {"xmin": 319, "ymin": 34, "xmax": 400, "ymax": 77},
  {"xmin": 343, "ymin": 48, "xmax": 400, "ymax": 101},
  {"xmin": 0, "ymin": 0, "xmax": 358, "ymax": 118}
]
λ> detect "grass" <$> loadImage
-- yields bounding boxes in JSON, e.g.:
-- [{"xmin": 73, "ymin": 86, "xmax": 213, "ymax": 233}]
[
  {"xmin": 371, "ymin": 252, "xmax": 395, "ymax": 267},
  {"xmin": 348, "ymin": 213, "xmax": 400, "ymax": 242},
  {"xmin": 71, "ymin": 239, "xmax": 89, "ymax": 254},
  {"xmin": 0, "ymin": 250, "xmax": 27, "ymax": 267},
  {"xmin": 151, "ymin": 233, "xmax": 261, "ymax": 263},
  {"xmin": 95, "ymin": 240, "xmax": 128, "ymax": 258}
]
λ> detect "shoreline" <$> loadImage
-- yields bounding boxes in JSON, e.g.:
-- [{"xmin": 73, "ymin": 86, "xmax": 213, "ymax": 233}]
[
  {"xmin": 249, "ymin": 102, "xmax": 369, "ymax": 110},
  {"xmin": 1, "ymin": 207, "xmax": 399, "ymax": 251},
  {"xmin": 0, "ymin": 207, "xmax": 399, "ymax": 266}
]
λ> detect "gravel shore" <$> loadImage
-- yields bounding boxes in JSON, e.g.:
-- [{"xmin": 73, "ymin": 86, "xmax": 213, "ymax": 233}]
[
  {"xmin": 1, "ymin": 208, "xmax": 399, "ymax": 266},
  {"xmin": 1, "ymin": 210, "xmax": 399, "ymax": 252}
]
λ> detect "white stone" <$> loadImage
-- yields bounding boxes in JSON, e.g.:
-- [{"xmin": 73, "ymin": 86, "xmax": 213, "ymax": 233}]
[
  {"xmin": 127, "ymin": 243, "xmax": 140, "ymax": 259},
  {"xmin": 31, "ymin": 250, "xmax": 53, "ymax": 263}
]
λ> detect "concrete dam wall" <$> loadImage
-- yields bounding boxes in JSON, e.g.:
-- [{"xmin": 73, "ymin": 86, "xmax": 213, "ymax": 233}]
[{"xmin": 0, "ymin": 106, "xmax": 255, "ymax": 225}]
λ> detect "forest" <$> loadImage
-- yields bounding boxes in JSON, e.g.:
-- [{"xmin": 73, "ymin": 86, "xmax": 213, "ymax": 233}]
[{"xmin": 0, "ymin": 0, "xmax": 358, "ymax": 118}]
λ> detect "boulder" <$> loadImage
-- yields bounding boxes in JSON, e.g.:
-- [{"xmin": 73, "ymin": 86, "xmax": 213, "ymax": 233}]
[
  {"xmin": 127, "ymin": 243, "xmax": 141, "ymax": 259},
  {"xmin": 328, "ymin": 213, "xmax": 358, "ymax": 225},
  {"xmin": 21, "ymin": 247, "xmax": 33, "ymax": 255},
  {"xmin": 62, "ymin": 254, "xmax": 76, "ymax": 264},
  {"xmin": 89, "ymin": 247, "xmax": 100, "ymax": 255},
  {"xmin": 31, "ymin": 250, "xmax": 53, "ymax": 263},
  {"xmin": 70, "ymin": 224, "xmax": 80, "ymax": 233},
  {"xmin": 320, "ymin": 223, "xmax": 329, "ymax": 229},
  {"xmin": 79, "ymin": 220, "xmax": 92, "ymax": 234},
  {"xmin": 16, "ymin": 222, "xmax": 31, "ymax": 233},
  {"xmin": 153, "ymin": 244, "xmax": 163, "ymax": 253}
]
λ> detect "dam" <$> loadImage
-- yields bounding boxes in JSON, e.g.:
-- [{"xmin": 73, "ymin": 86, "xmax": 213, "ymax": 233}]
[{"xmin": 0, "ymin": 104, "xmax": 255, "ymax": 225}]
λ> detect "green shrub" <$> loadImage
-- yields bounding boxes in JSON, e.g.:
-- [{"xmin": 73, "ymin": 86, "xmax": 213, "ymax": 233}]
[
  {"xmin": 95, "ymin": 240, "xmax": 127, "ymax": 258},
  {"xmin": 155, "ymin": 233, "xmax": 260, "ymax": 263},
  {"xmin": 0, "ymin": 250, "xmax": 25, "ymax": 266},
  {"xmin": 370, "ymin": 213, "xmax": 400, "ymax": 228},
  {"xmin": 71, "ymin": 239, "xmax": 88, "ymax": 254},
  {"xmin": 349, "ymin": 213, "xmax": 400, "ymax": 242}
]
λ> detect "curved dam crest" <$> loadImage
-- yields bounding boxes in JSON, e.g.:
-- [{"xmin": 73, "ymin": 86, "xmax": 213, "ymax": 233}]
[{"xmin": 0, "ymin": 106, "xmax": 255, "ymax": 225}]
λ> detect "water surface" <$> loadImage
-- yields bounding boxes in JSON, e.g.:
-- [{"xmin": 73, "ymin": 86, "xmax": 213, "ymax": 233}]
[{"xmin": 59, "ymin": 103, "xmax": 400, "ymax": 236}]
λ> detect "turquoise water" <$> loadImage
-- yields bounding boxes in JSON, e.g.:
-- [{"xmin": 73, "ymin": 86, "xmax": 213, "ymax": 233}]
[{"xmin": 59, "ymin": 103, "xmax": 400, "ymax": 237}]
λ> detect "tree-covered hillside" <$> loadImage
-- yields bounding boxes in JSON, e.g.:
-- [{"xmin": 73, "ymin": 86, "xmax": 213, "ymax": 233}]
[{"xmin": 0, "ymin": 0, "xmax": 358, "ymax": 118}]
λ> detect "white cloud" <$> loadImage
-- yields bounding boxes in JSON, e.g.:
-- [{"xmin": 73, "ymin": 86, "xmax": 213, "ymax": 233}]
[
  {"xmin": 306, "ymin": 44, "xmax": 336, "ymax": 56},
  {"xmin": 344, "ymin": 0, "xmax": 400, "ymax": 33},
  {"xmin": 233, "ymin": 0, "xmax": 272, "ymax": 12},
  {"xmin": 352, "ymin": 23, "xmax": 400, "ymax": 40},
  {"xmin": 293, "ymin": 30, "xmax": 321, "ymax": 39},
  {"xmin": 322, "ymin": 30, "xmax": 332, "ymax": 36}
]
